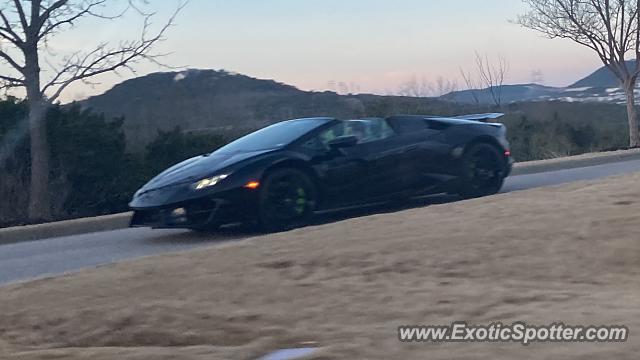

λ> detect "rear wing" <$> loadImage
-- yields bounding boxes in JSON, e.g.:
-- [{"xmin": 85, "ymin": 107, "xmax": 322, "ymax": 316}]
[{"xmin": 451, "ymin": 113, "xmax": 504, "ymax": 123}]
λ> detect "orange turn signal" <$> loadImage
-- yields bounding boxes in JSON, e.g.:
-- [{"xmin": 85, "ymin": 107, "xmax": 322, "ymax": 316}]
[{"xmin": 244, "ymin": 181, "xmax": 260, "ymax": 189}]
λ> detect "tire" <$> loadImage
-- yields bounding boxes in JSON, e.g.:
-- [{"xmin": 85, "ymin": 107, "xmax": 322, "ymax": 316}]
[
  {"xmin": 258, "ymin": 168, "xmax": 317, "ymax": 233},
  {"xmin": 457, "ymin": 143, "xmax": 506, "ymax": 199}
]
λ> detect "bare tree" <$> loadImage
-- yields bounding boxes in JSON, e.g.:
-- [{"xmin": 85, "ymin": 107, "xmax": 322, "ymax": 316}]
[
  {"xmin": 458, "ymin": 53, "xmax": 508, "ymax": 107},
  {"xmin": 531, "ymin": 69, "xmax": 545, "ymax": 84},
  {"xmin": 337, "ymin": 81, "xmax": 350, "ymax": 95},
  {"xmin": 398, "ymin": 75, "xmax": 433, "ymax": 97},
  {"xmin": 518, "ymin": 0, "xmax": 640, "ymax": 147},
  {"xmin": 397, "ymin": 75, "xmax": 457, "ymax": 98},
  {"xmin": 326, "ymin": 80, "xmax": 337, "ymax": 92},
  {"xmin": 435, "ymin": 76, "xmax": 458, "ymax": 96},
  {"xmin": 0, "ymin": 0, "xmax": 185, "ymax": 220},
  {"xmin": 326, "ymin": 80, "xmax": 361, "ymax": 95},
  {"xmin": 459, "ymin": 68, "xmax": 481, "ymax": 105},
  {"xmin": 474, "ymin": 52, "xmax": 509, "ymax": 107}
]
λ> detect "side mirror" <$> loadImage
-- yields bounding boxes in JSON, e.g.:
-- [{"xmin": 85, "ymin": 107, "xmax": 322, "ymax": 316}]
[{"xmin": 328, "ymin": 135, "xmax": 358, "ymax": 149}]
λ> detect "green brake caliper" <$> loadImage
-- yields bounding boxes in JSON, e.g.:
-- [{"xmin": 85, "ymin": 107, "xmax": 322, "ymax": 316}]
[{"xmin": 294, "ymin": 187, "xmax": 307, "ymax": 215}]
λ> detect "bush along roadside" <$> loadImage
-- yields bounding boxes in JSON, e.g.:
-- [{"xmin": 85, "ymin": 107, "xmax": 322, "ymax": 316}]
[{"xmin": 0, "ymin": 99, "xmax": 227, "ymax": 227}]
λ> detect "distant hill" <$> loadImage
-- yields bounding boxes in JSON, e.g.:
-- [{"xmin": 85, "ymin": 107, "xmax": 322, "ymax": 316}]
[
  {"xmin": 569, "ymin": 60, "xmax": 635, "ymax": 88},
  {"xmin": 78, "ymin": 69, "xmax": 459, "ymax": 151},
  {"xmin": 440, "ymin": 60, "xmax": 640, "ymax": 105},
  {"xmin": 77, "ymin": 64, "xmax": 638, "ymax": 152},
  {"xmin": 440, "ymin": 83, "xmax": 632, "ymax": 106},
  {"xmin": 439, "ymin": 61, "xmax": 640, "ymax": 105},
  {"xmin": 441, "ymin": 84, "xmax": 563, "ymax": 104},
  {"xmin": 79, "ymin": 69, "xmax": 361, "ymax": 151}
]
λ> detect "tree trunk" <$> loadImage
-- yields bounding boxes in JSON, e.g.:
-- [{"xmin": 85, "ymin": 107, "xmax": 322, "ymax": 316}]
[
  {"xmin": 27, "ymin": 99, "xmax": 51, "ymax": 221},
  {"xmin": 24, "ymin": 39, "xmax": 51, "ymax": 221},
  {"xmin": 624, "ymin": 79, "xmax": 640, "ymax": 148}
]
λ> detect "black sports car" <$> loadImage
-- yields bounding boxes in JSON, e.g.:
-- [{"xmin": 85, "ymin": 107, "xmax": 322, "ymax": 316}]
[{"xmin": 130, "ymin": 114, "xmax": 513, "ymax": 232}]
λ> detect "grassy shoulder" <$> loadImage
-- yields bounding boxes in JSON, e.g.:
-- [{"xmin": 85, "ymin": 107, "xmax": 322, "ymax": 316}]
[
  {"xmin": 516, "ymin": 147, "xmax": 640, "ymax": 166},
  {"xmin": 511, "ymin": 147, "xmax": 640, "ymax": 175},
  {"xmin": 2, "ymin": 173, "xmax": 640, "ymax": 359}
]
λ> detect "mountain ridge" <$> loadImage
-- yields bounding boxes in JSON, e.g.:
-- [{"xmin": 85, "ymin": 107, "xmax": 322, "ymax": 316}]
[
  {"xmin": 569, "ymin": 60, "xmax": 635, "ymax": 88},
  {"xmin": 78, "ymin": 63, "xmax": 633, "ymax": 151},
  {"xmin": 79, "ymin": 69, "xmax": 460, "ymax": 151}
]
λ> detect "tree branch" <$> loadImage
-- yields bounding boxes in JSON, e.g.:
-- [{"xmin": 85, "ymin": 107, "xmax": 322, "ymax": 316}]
[
  {"xmin": 0, "ymin": 9, "xmax": 24, "ymax": 46},
  {"xmin": 12, "ymin": 0, "xmax": 28, "ymax": 32},
  {"xmin": 518, "ymin": 0, "xmax": 637, "ymax": 82},
  {"xmin": 45, "ymin": 1, "xmax": 186, "ymax": 102},
  {"xmin": 0, "ymin": 48, "xmax": 23, "ymax": 71},
  {"xmin": 38, "ymin": 0, "xmax": 110, "ymax": 39},
  {"xmin": 38, "ymin": 0, "xmax": 70, "ymax": 26},
  {"xmin": 0, "ymin": 73, "xmax": 25, "ymax": 90},
  {"xmin": 0, "ymin": 0, "xmax": 187, "ymax": 102}
]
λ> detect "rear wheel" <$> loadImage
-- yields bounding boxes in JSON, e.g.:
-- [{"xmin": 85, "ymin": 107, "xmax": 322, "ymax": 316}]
[
  {"xmin": 457, "ymin": 143, "xmax": 505, "ymax": 198},
  {"xmin": 258, "ymin": 168, "xmax": 317, "ymax": 233}
]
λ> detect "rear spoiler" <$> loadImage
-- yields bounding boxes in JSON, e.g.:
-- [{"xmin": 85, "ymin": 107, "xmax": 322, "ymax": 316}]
[{"xmin": 452, "ymin": 113, "xmax": 504, "ymax": 123}]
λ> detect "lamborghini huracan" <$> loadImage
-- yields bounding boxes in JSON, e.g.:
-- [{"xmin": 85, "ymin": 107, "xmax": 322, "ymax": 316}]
[{"xmin": 130, "ymin": 114, "xmax": 513, "ymax": 232}]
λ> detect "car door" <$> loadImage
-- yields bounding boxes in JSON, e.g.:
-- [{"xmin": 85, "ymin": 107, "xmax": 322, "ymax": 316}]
[
  {"xmin": 357, "ymin": 125, "xmax": 413, "ymax": 199},
  {"xmin": 386, "ymin": 116, "xmax": 444, "ymax": 190},
  {"xmin": 317, "ymin": 144, "xmax": 370, "ymax": 207},
  {"xmin": 305, "ymin": 118, "xmax": 415, "ymax": 207},
  {"xmin": 302, "ymin": 122, "xmax": 370, "ymax": 208}
]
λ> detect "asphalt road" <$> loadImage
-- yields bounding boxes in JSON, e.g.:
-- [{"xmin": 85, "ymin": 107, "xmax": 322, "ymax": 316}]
[{"xmin": 3, "ymin": 159, "xmax": 640, "ymax": 286}]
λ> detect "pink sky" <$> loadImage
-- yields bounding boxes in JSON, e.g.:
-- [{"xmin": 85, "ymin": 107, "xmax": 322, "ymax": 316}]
[{"xmin": 1, "ymin": 0, "xmax": 607, "ymax": 102}]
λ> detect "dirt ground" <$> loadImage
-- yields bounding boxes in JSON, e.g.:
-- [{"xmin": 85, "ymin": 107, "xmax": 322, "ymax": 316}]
[{"xmin": 1, "ymin": 173, "xmax": 640, "ymax": 359}]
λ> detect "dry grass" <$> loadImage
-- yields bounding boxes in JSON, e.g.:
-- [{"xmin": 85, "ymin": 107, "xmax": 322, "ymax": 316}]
[
  {"xmin": 2, "ymin": 173, "xmax": 640, "ymax": 359},
  {"xmin": 516, "ymin": 147, "xmax": 640, "ymax": 165}
]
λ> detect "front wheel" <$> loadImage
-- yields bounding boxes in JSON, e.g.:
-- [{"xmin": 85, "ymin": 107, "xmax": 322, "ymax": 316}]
[
  {"xmin": 258, "ymin": 168, "xmax": 317, "ymax": 233},
  {"xmin": 457, "ymin": 143, "xmax": 505, "ymax": 199}
]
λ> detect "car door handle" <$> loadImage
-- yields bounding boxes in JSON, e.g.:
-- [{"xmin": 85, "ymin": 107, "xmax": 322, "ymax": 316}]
[{"xmin": 404, "ymin": 145, "xmax": 419, "ymax": 152}]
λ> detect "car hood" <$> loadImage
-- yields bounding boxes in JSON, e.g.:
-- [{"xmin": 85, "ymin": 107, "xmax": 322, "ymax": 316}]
[{"xmin": 141, "ymin": 148, "xmax": 274, "ymax": 191}]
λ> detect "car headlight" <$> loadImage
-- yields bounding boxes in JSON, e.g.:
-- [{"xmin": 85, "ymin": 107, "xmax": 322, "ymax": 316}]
[{"xmin": 193, "ymin": 174, "xmax": 229, "ymax": 190}]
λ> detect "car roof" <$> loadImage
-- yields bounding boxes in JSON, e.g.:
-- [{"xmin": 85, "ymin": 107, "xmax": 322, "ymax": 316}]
[{"xmin": 286, "ymin": 117, "xmax": 336, "ymax": 123}]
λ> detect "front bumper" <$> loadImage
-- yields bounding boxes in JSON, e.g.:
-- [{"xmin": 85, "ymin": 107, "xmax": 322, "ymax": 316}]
[{"xmin": 130, "ymin": 188, "xmax": 258, "ymax": 229}]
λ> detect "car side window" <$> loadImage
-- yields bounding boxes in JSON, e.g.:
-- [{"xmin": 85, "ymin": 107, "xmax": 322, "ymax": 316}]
[
  {"xmin": 301, "ymin": 122, "xmax": 347, "ymax": 151},
  {"xmin": 319, "ymin": 122, "xmax": 347, "ymax": 146},
  {"xmin": 353, "ymin": 118, "xmax": 395, "ymax": 144},
  {"xmin": 303, "ymin": 119, "xmax": 396, "ymax": 151},
  {"xmin": 387, "ymin": 117, "xmax": 430, "ymax": 134},
  {"xmin": 343, "ymin": 118, "xmax": 395, "ymax": 144}
]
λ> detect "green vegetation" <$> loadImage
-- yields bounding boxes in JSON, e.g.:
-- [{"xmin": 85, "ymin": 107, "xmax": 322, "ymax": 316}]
[
  {"xmin": 145, "ymin": 128, "xmax": 227, "ymax": 177},
  {"xmin": 0, "ymin": 100, "xmax": 227, "ymax": 227},
  {"xmin": 361, "ymin": 98, "xmax": 630, "ymax": 161},
  {"xmin": 0, "ymin": 97, "xmax": 633, "ymax": 227},
  {"xmin": 501, "ymin": 102, "xmax": 628, "ymax": 161}
]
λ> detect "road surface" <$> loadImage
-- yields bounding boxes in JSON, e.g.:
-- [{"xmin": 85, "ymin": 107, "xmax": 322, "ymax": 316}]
[{"xmin": 3, "ymin": 159, "xmax": 640, "ymax": 286}]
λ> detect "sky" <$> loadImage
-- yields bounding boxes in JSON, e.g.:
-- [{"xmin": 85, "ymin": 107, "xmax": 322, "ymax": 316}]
[{"xmin": 2, "ymin": 0, "xmax": 605, "ymax": 102}]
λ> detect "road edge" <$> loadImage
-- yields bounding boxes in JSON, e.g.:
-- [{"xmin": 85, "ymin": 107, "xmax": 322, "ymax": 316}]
[
  {"xmin": 0, "ymin": 212, "xmax": 132, "ymax": 245},
  {"xmin": 511, "ymin": 148, "xmax": 640, "ymax": 176},
  {"xmin": 2, "ymin": 148, "xmax": 640, "ymax": 245}
]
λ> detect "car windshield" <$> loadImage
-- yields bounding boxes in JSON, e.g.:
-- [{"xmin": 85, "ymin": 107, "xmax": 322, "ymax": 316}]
[{"xmin": 215, "ymin": 118, "xmax": 331, "ymax": 153}]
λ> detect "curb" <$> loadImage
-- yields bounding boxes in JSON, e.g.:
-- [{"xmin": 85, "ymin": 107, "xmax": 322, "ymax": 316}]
[
  {"xmin": 2, "ymin": 149, "xmax": 640, "ymax": 245},
  {"xmin": 0, "ymin": 212, "xmax": 132, "ymax": 245},
  {"xmin": 511, "ymin": 149, "xmax": 640, "ymax": 176}
]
